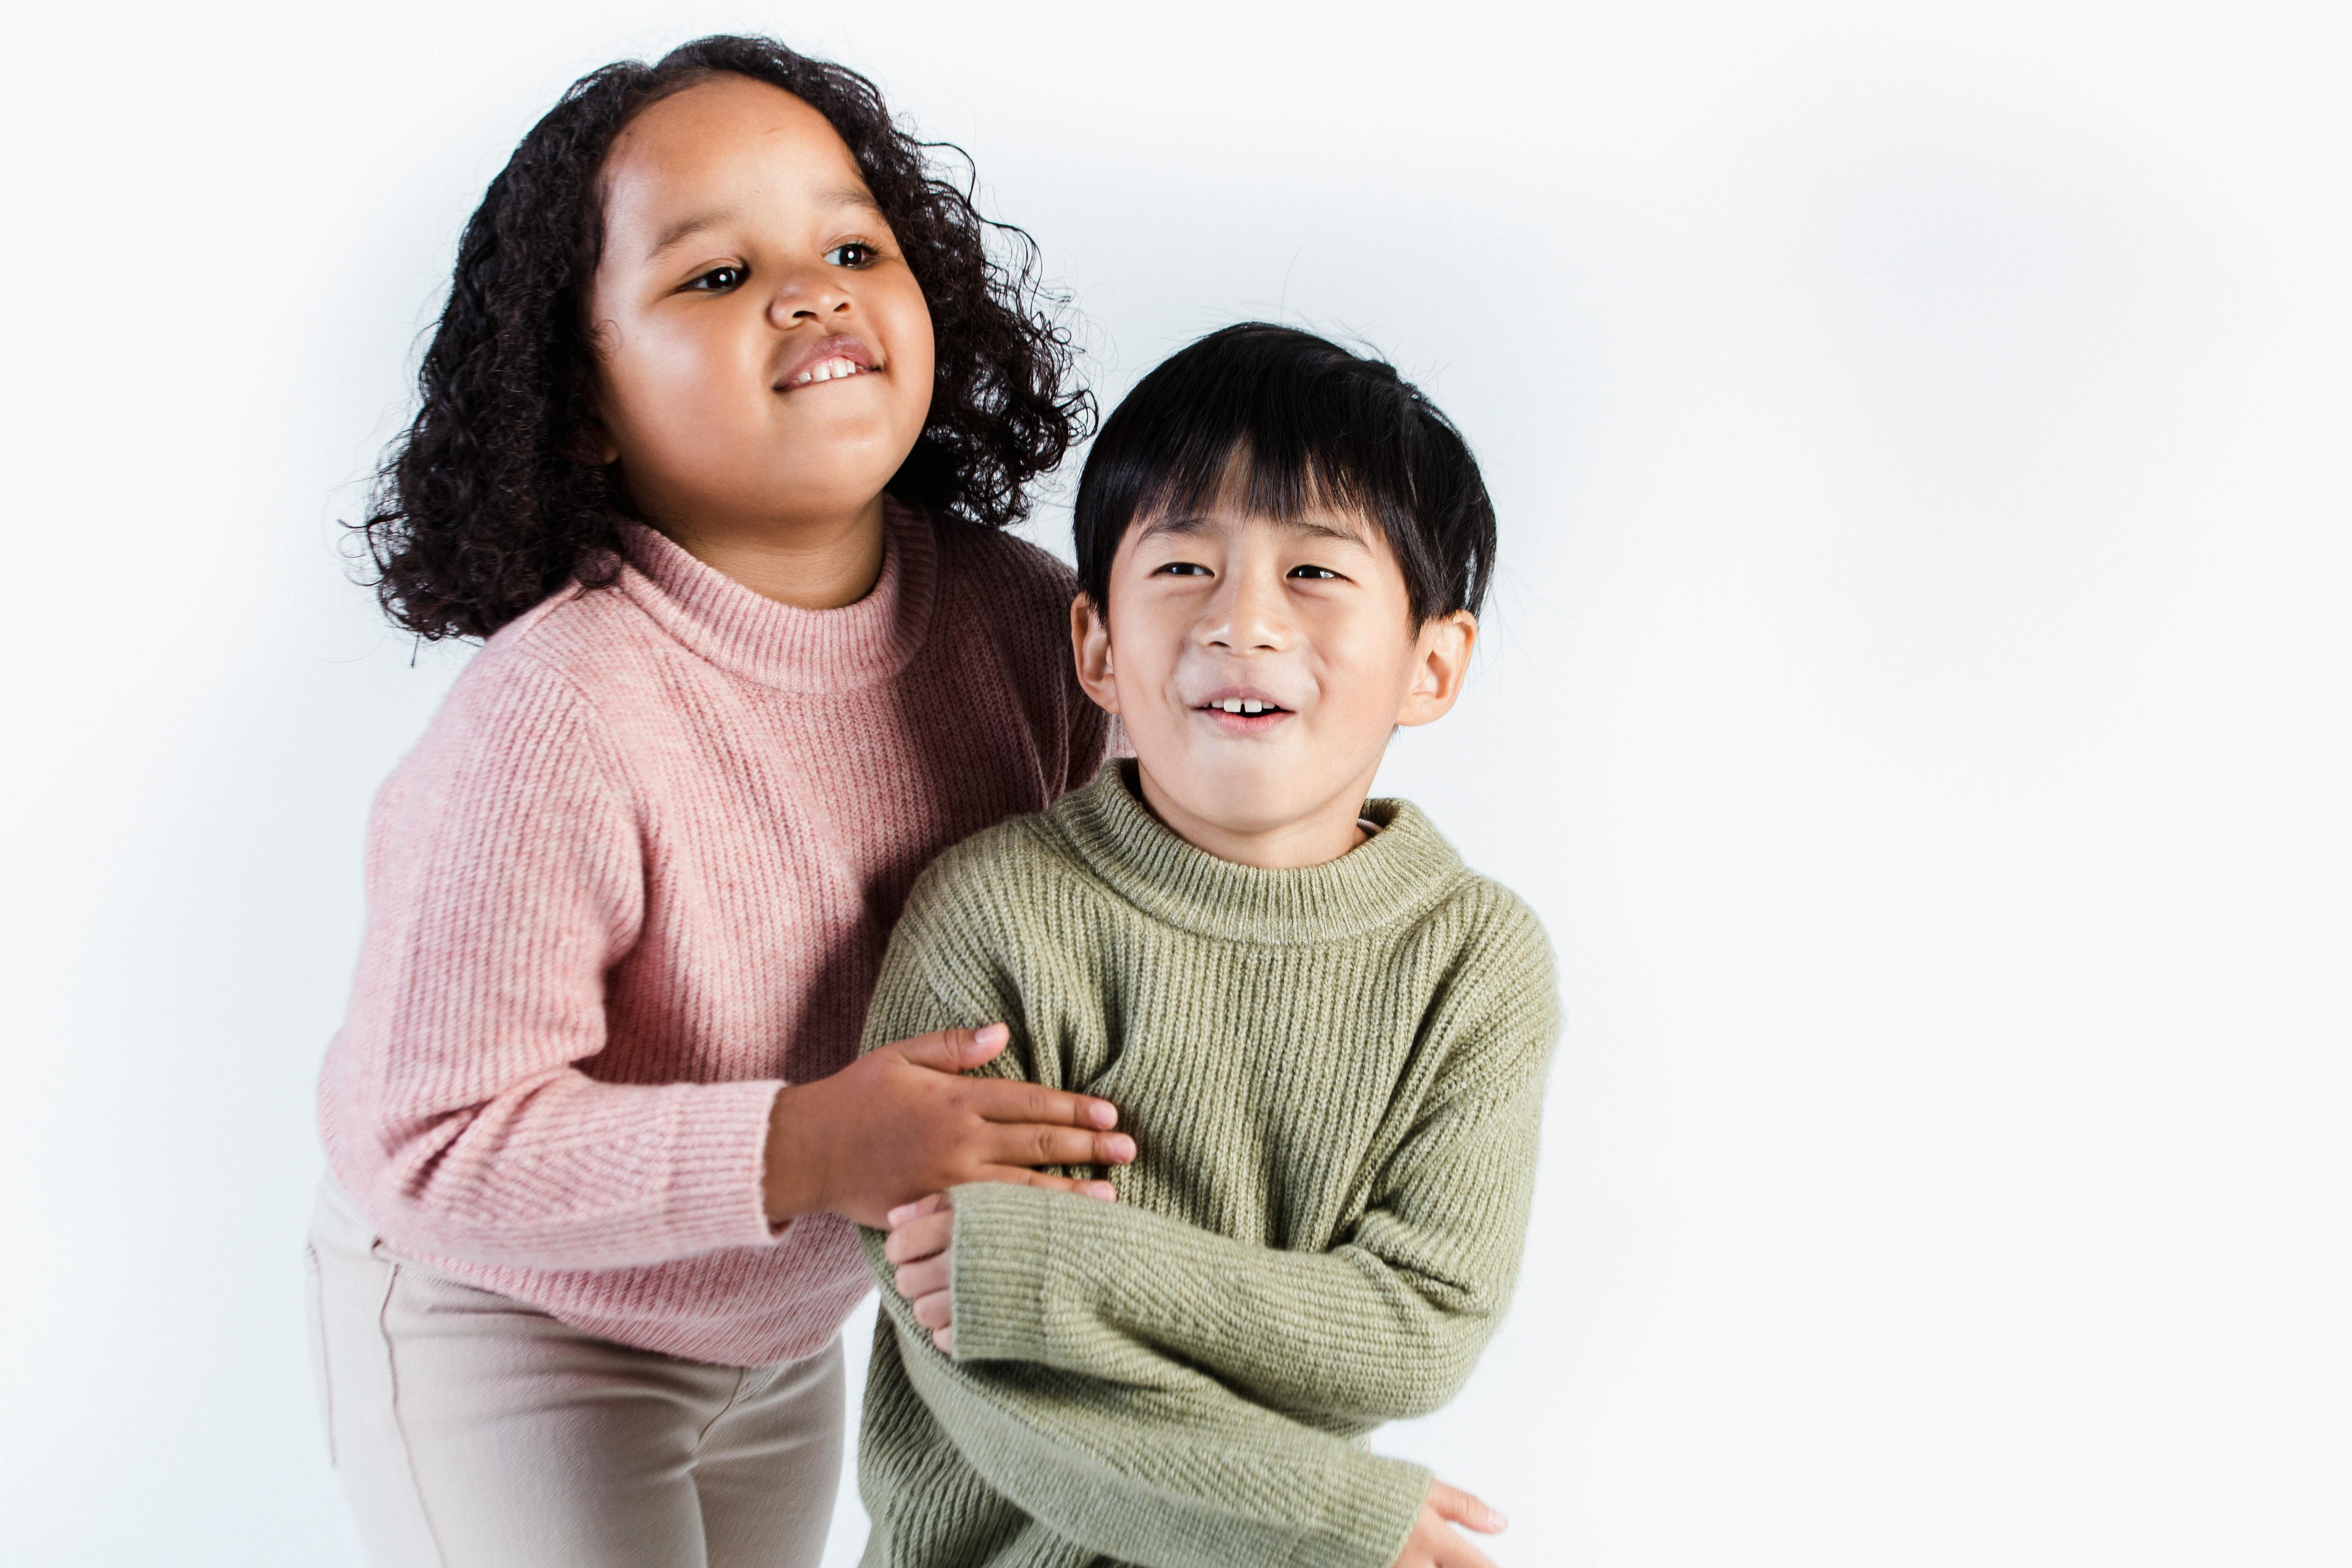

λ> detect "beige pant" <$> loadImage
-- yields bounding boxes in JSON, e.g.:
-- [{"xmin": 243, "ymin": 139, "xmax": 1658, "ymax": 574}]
[{"xmin": 305, "ymin": 1181, "xmax": 844, "ymax": 1568}]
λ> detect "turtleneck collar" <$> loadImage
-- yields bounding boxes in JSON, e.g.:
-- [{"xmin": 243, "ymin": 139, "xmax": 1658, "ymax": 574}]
[
  {"xmin": 612, "ymin": 496, "xmax": 939, "ymax": 693},
  {"xmin": 1044, "ymin": 760, "xmax": 1467, "ymax": 945}
]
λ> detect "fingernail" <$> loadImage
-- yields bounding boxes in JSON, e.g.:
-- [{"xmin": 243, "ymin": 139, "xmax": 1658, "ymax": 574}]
[
  {"xmin": 975, "ymin": 1023, "xmax": 1008, "ymax": 1047},
  {"xmin": 886, "ymin": 1203, "xmax": 917, "ymax": 1227},
  {"xmin": 1085, "ymin": 1182, "xmax": 1117, "ymax": 1200},
  {"xmin": 1107, "ymin": 1134, "xmax": 1136, "ymax": 1162},
  {"xmin": 1488, "ymin": 1511, "xmax": 1509, "ymax": 1530},
  {"xmin": 1089, "ymin": 1101, "xmax": 1118, "ymax": 1129}
]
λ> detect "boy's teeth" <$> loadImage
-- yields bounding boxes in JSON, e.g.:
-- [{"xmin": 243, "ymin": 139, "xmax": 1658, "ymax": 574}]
[{"xmin": 1216, "ymin": 699, "xmax": 1269, "ymax": 714}]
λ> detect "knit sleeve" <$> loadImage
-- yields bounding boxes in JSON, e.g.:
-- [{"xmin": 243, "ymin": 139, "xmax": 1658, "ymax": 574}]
[
  {"xmin": 319, "ymin": 648, "xmax": 784, "ymax": 1269},
  {"xmin": 866, "ymin": 1230, "xmax": 1430, "ymax": 1568},
  {"xmin": 856, "ymin": 894, "xmax": 1429, "ymax": 1568},
  {"xmin": 947, "ymin": 906, "xmax": 1559, "ymax": 1426}
]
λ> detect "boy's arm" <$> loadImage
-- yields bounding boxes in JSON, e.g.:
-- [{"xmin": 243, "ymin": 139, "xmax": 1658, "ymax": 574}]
[
  {"xmin": 947, "ymin": 915, "xmax": 1559, "ymax": 1427},
  {"xmin": 858, "ymin": 916, "xmax": 1429, "ymax": 1568},
  {"xmin": 866, "ymin": 1232, "xmax": 1431, "ymax": 1568}
]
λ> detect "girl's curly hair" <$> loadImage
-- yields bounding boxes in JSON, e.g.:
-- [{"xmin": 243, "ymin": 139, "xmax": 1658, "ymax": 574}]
[{"xmin": 358, "ymin": 35, "xmax": 1088, "ymax": 641}]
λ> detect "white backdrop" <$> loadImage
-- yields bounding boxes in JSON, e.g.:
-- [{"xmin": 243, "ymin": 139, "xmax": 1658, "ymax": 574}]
[{"xmin": 3, "ymin": 2, "xmax": 2346, "ymax": 1564}]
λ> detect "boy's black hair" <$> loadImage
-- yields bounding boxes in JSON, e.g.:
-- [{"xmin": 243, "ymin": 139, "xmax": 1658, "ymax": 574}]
[
  {"xmin": 1071, "ymin": 324, "xmax": 1496, "ymax": 624},
  {"xmin": 358, "ymin": 34, "xmax": 1088, "ymax": 641}
]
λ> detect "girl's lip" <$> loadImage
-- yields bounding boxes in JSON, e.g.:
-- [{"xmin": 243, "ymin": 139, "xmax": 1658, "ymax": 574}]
[{"xmin": 774, "ymin": 334, "xmax": 881, "ymax": 390}]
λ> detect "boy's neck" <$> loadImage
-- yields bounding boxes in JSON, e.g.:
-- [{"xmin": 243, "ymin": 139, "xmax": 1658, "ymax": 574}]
[
  {"xmin": 1128, "ymin": 759, "xmax": 1376, "ymax": 871},
  {"xmin": 654, "ymin": 496, "xmax": 889, "ymax": 610}
]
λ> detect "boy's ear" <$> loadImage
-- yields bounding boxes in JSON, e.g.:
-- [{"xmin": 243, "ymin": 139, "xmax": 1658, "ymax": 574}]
[
  {"xmin": 1394, "ymin": 610, "xmax": 1477, "ymax": 728},
  {"xmin": 1070, "ymin": 593, "xmax": 1122, "ymax": 715}
]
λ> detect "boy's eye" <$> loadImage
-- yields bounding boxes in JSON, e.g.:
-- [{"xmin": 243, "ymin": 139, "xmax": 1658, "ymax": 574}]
[
  {"xmin": 1155, "ymin": 561, "xmax": 1213, "ymax": 577},
  {"xmin": 1288, "ymin": 564, "xmax": 1342, "ymax": 580},
  {"xmin": 684, "ymin": 265, "xmax": 746, "ymax": 293},
  {"xmin": 825, "ymin": 242, "xmax": 879, "ymax": 269}
]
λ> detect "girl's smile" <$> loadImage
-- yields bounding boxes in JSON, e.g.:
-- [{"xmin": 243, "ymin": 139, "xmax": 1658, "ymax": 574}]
[{"xmin": 777, "ymin": 332, "xmax": 882, "ymax": 390}]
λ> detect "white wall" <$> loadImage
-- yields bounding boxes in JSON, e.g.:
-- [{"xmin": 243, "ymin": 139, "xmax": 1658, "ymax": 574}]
[{"xmin": 3, "ymin": 2, "xmax": 2346, "ymax": 1563}]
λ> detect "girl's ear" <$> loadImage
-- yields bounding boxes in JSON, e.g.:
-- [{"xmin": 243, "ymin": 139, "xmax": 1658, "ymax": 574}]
[
  {"xmin": 1394, "ymin": 610, "xmax": 1477, "ymax": 728},
  {"xmin": 1070, "ymin": 594, "xmax": 1122, "ymax": 715},
  {"xmin": 566, "ymin": 408, "xmax": 620, "ymax": 467}
]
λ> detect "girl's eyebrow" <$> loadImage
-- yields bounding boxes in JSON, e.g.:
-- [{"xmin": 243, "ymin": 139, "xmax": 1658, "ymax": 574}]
[
  {"xmin": 648, "ymin": 208, "xmax": 738, "ymax": 259},
  {"xmin": 644, "ymin": 187, "xmax": 881, "ymax": 260}
]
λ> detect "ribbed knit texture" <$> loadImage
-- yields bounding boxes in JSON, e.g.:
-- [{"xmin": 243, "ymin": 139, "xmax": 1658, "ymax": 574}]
[
  {"xmin": 316, "ymin": 499, "xmax": 1109, "ymax": 1366},
  {"xmin": 855, "ymin": 762, "xmax": 1559, "ymax": 1568}
]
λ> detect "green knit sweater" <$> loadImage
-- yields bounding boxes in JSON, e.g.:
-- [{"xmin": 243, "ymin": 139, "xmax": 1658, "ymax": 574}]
[{"xmin": 855, "ymin": 762, "xmax": 1558, "ymax": 1568}]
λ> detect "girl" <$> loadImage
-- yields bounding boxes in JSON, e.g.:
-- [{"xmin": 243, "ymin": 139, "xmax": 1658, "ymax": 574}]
[{"xmin": 308, "ymin": 36, "xmax": 1133, "ymax": 1568}]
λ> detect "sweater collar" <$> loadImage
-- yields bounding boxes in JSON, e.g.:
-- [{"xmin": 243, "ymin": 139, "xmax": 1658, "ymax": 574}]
[
  {"xmin": 1046, "ymin": 760, "xmax": 1466, "ymax": 944},
  {"xmin": 612, "ymin": 497, "xmax": 938, "ymax": 693}
]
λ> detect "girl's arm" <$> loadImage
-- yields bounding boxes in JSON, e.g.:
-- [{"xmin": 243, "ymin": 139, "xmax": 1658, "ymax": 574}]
[
  {"xmin": 326, "ymin": 650, "xmax": 787, "ymax": 1267},
  {"xmin": 326, "ymin": 650, "xmax": 1123, "ymax": 1268}
]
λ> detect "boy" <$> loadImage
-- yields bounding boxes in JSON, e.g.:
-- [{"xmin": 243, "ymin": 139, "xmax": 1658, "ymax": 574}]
[{"xmin": 855, "ymin": 325, "xmax": 1558, "ymax": 1568}]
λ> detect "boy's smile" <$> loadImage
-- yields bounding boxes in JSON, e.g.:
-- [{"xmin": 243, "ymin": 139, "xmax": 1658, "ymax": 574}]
[{"xmin": 1072, "ymin": 486, "xmax": 1476, "ymax": 870}]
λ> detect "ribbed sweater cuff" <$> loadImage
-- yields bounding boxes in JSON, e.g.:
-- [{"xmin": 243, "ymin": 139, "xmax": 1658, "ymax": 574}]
[
  {"xmin": 946, "ymin": 1180, "xmax": 1060, "ymax": 1363},
  {"xmin": 656, "ymin": 1078, "xmax": 791, "ymax": 1254}
]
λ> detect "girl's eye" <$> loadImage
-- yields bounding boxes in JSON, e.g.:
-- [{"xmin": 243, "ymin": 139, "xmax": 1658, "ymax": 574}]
[
  {"xmin": 1156, "ymin": 562, "xmax": 1213, "ymax": 577},
  {"xmin": 685, "ymin": 265, "xmax": 746, "ymax": 293},
  {"xmin": 825, "ymin": 242, "xmax": 879, "ymax": 269},
  {"xmin": 1288, "ymin": 564, "xmax": 1343, "ymax": 580}
]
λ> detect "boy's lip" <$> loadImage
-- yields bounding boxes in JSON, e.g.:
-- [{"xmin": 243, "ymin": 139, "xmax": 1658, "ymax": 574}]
[
  {"xmin": 774, "ymin": 334, "xmax": 881, "ymax": 391},
  {"xmin": 1193, "ymin": 685, "xmax": 1296, "ymax": 730}
]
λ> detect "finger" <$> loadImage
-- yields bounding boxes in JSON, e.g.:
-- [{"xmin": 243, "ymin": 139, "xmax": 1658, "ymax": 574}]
[
  {"xmin": 893, "ymin": 1256, "xmax": 950, "ymax": 1302},
  {"xmin": 884, "ymin": 1191, "xmax": 952, "ymax": 1229},
  {"xmin": 965, "ymin": 1078, "xmax": 1121, "ymax": 1132},
  {"xmin": 986, "ymin": 1124, "xmax": 1136, "ymax": 1171},
  {"xmin": 911, "ymin": 1288, "xmax": 953, "ymax": 1332},
  {"xmin": 1433, "ymin": 1527, "xmax": 1501, "ymax": 1568},
  {"xmin": 1426, "ymin": 1482, "xmax": 1507, "ymax": 1533},
  {"xmin": 882, "ymin": 1212, "xmax": 955, "ymax": 1265},
  {"xmin": 881, "ymin": 1024, "xmax": 1009, "ymax": 1073},
  {"xmin": 978, "ymin": 1167, "xmax": 1119, "ymax": 1201}
]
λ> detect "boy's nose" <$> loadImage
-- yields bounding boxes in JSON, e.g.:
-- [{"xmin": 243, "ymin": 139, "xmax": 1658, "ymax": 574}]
[{"xmin": 1200, "ymin": 570, "xmax": 1292, "ymax": 652}]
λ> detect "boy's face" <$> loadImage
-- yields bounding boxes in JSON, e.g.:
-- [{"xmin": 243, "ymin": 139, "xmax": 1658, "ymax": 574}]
[{"xmin": 1071, "ymin": 489, "xmax": 1476, "ymax": 869}]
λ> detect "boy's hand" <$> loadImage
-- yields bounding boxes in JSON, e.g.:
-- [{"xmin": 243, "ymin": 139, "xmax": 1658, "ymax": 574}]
[
  {"xmin": 762, "ymin": 1025, "xmax": 1133, "ymax": 1228},
  {"xmin": 883, "ymin": 1192, "xmax": 960, "ymax": 1352},
  {"xmin": 882, "ymin": 1184, "xmax": 1116, "ymax": 1354},
  {"xmin": 1391, "ymin": 1481, "xmax": 1507, "ymax": 1568}
]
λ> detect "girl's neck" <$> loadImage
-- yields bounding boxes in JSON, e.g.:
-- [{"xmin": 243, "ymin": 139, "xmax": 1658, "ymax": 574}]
[{"xmin": 655, "ymin": 496, "xmax": 889, "ymax": 610}]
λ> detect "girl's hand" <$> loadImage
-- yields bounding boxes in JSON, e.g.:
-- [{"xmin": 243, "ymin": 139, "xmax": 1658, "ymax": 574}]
[
  {"xmin": 883, "ymin": 1185, "xmax": 1114, "ymax": 1354},
  {"xmin": 1390, "ymin": 1481, "xmax": 1507, "ymax": 1568},
  {"xmin": 763, "ymin": 1025, "xmax": 1134, "ymax": 1228}
]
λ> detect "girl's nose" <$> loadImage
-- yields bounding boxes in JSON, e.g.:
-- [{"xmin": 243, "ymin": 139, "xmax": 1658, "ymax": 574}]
[{"xmin": 767, "ymin": 263, "xmax": 855, "ymax": 328}]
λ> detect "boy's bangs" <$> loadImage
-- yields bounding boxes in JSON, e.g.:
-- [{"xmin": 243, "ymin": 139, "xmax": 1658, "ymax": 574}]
[{"xmin": 1074, "ymin": 323, "xmax": 1494, "ymax": 624}]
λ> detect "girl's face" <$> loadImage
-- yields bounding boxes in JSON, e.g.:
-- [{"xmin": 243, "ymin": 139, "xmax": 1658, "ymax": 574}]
[{"xmin": 583, "ymin": 75, "xmax": 935, "ymax": 541}]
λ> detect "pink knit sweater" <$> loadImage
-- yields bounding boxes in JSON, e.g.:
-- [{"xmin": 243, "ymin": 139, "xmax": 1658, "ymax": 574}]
[{"xmin": 317, "ymin": 499, "xmax": 1108, "ymax": 1366}]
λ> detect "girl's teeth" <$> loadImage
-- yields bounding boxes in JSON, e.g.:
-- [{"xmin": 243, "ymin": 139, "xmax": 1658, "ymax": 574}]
[{"xmin": 1216, "ymin": 699, "xmax": 1268, "ymax": 714}]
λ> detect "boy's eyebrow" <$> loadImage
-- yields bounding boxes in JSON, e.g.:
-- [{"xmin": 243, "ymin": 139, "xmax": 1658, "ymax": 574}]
[
  {"xmin": 1137, "ymin": 511, "xmax": 1373, "ymax": 548},
  {"xmin": 644, "ymin": 187, "xmax": 884, "ymax": 259}
]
